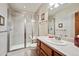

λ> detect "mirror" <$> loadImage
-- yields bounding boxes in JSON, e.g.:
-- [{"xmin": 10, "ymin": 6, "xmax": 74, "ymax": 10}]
[
  {"xmin": 58, "ymin": 23, "xmax": 63, "ymax": 28},
  {"xmin": 48, "ymin": 3, "xmax": 65, "ymax": 35},
  {"xmin": 48, "ymin": 11, "xmax": 55, "ymax": 35}
]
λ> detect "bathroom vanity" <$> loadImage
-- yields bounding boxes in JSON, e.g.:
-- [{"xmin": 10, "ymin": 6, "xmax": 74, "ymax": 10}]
[
  {"xmin": 37, "ymin": 38, "xmax": 65, "ymax": 56},
  {"xmin": 37, "ymin": 39, "xmax": 65, "ymax": 56},
  {"xmin": 36, "ymin": 36, "xmax": 79, "ymax": 56}
]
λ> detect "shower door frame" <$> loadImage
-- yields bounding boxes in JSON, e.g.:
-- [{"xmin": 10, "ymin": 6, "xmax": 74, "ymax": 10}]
[
  {"xmin": 7, "ymin": 13, "xmax": 39, "ymax": 52},
  {"xmin": 7, "ymin": 20, "xmax": 26, "ymax": 52}
]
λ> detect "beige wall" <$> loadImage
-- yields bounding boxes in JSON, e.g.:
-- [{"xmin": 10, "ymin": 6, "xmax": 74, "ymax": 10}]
[
  {"xmin": 0, "ymin": 3, "xmax": 8, "ymax": 56},
  {"xmin": 36, "ymin": 4, "xmax": 48, "ymax": 36},
  {"xmin": 54, "ymin": 3, "xmax": 79, "ymax": 42}
]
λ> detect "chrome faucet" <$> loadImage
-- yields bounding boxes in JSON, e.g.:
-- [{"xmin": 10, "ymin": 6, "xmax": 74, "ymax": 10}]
[{"xmin": 55, "ymin": 36, "xmax": 61, "ymax": 40}]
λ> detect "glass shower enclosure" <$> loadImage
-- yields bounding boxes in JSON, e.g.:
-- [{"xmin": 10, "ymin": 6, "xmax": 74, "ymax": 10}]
[
  {"xmin": 7, "ymin": 10, "xmax": 25, "ymax": 51},
  {"xmin": 7, "ymin": 9, "xmax": 38, "ymax": 51}
]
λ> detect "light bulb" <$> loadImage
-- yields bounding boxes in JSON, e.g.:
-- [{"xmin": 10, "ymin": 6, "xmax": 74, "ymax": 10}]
[
  {"xmin": 49, "ymin": 3, "xmax": 54, "ymax": 7},
  {"xmin": 54, "ymin": 3, "xmax": 59, "ymax": 8}
]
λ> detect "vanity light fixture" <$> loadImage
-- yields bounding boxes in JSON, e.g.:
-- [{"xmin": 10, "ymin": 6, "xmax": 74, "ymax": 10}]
[
  {"xmin": 49, "ymin": 3, "xmax": 54, "ymax": 7},
  {"xmin": 49, "ymin": 3, "xmax": 54, "ymax": 10},
  {"xmin": 54, "ymin": 3, "xmax": 59, "ymax": 8},
  {"xmin": 49, "ymin": 3, "xmax": 64, "ymax": 10}
]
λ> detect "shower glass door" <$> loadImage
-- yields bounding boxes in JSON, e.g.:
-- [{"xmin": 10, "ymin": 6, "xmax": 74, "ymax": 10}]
[
  {"xmin": 8, "ymin": 11, "xmax": 25, "ymax": 51},
  {"xmin": 25, "ymin": 16, "xmax": 33, "ymax": 47}
]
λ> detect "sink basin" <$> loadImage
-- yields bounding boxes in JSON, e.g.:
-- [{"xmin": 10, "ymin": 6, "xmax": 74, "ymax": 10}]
[{"xmin": 46, "ymin": 39, "xmax": 67, "ymax": 46}]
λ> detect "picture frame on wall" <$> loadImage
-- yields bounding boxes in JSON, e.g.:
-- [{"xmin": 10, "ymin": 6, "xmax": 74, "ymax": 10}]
[{"xmin": 0, "ymin": 15, "xmax": 5, "ymax": 26}]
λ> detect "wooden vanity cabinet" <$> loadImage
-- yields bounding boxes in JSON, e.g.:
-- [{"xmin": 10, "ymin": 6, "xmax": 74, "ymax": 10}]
[
  {"xmin": 40, "ymin": 49, "xmax": 47, "ymax": 56},
  {"xmin": 37, "ymin": 40, "xmax": 41, "ymax": 55},
  {"xmin": 40, "ymin": 42, "xmax": 53, "ymax": 56},
  {"xmin": 37, "ymin": 39, "xmax": 65, "ymax": 56}
]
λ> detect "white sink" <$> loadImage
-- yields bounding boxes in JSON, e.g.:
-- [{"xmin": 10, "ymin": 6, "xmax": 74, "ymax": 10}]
[{"xmin": 46, "ymin": 39, "xmax": 67, "ymax": 46}]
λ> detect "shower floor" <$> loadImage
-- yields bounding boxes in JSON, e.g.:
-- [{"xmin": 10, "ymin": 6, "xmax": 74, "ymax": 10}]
[
  {"xmin": 7, "ymin": 47, "xmax": 37, "ymax": 56},
  {"xmin": 10, "ymin": 43, "xmax": 37, "ymax": 51},
  {"xmin": 10, "ymin": 43, "xmax": 24, "ymax": 51}
]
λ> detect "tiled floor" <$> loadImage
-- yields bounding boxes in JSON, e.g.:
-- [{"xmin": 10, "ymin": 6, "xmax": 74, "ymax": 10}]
[{"xmin": 7, "ymin": 47, "xmax": 38, "ymax": 56}]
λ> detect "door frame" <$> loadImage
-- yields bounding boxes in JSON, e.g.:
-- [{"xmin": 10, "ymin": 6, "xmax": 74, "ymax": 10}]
[{"xmin": 7, "ymin": 21, "xmax": 26, "ymax": 52}]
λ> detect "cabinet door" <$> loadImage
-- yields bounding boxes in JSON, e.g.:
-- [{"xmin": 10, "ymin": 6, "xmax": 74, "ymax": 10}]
[
  {"xmin": 40, "ymin": 50, "xmax": 47, "ymax": 56},
  {"xmin": 41, "ymin": 42, "xmax": 53, "ymax": 56}
]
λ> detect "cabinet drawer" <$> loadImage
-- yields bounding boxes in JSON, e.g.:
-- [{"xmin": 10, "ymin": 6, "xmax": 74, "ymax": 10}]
[
  {"xmin": 41, "ymin": 42, "xmax": 52, "ymax": 56},
  {"xmin": 40, "ymin": 50, "xmax": 47, "ymax": 56}
]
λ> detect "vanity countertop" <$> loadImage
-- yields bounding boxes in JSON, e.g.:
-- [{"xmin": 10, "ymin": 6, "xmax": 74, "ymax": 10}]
[{"xmin": 37, "ymin": 36, "xmax": 79, "ymax": 56}]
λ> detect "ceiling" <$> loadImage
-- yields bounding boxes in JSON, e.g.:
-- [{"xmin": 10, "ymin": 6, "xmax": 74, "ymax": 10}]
[
  {"xmin": 9, "ymin": 3, "xmax": 42, "ymax": 14},
  {"xmin": 48, "ymin": 3, "xmax": 79, "ymax": 16},
  {"xmin": 48, "ymin": 3, "xmax": 67, "ymax": 16}
]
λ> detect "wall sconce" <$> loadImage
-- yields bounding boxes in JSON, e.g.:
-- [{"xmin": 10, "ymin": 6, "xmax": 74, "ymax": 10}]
[
  {"xmin": 0, "ymin": 15, "xmax": 5, "ymax": 26},
  {"xmin": 49, "ymin": 3, "xmax": 64, "ymax": 10},
  {"xmin": 58, "ymin": 23, "xmax": 63, "ymax": 28}
]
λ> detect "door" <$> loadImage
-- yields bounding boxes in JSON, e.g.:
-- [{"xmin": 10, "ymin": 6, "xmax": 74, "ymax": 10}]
[
  {"xmin": 9, "ymin": 14, "xmax": 25, "ymax": 51},
  {"xmin": 75, "ymin": 12, "xmax": 79, "ymax": 36}
]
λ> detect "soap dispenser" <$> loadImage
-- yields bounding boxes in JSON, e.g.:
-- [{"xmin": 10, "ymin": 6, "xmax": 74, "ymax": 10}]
[{"xmin": 74, "ymin": 35, "xmax": 79, "ymax": 47}]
